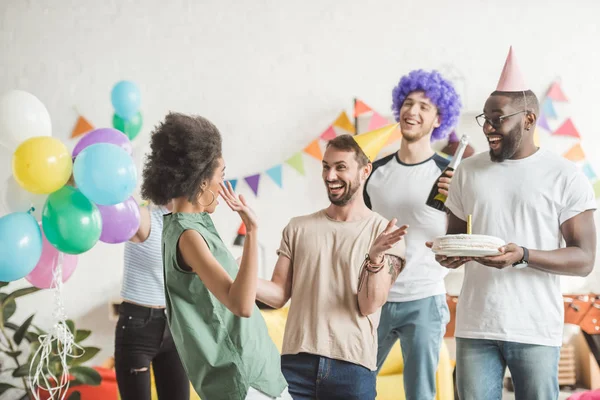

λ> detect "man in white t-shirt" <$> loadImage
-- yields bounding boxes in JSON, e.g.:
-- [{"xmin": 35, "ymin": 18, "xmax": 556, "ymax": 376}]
[
  {"xmin": 364, "ymin": 69, "xmax": 462, "ymax": 400},
  {"xmin": 430, "ymin": 47, "xmax": 597, "ymax": 400}
]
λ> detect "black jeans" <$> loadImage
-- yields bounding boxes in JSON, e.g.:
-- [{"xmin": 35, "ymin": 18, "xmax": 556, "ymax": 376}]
[{"xmin": 114, "ymin": 302, "xmax": 189, "ymax": 400}]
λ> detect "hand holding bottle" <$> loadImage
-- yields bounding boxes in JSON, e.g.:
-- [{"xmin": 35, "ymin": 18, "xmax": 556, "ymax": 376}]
[{"xmin": 436, "ymin": 170, "xmax": 454, "ymax": 197}]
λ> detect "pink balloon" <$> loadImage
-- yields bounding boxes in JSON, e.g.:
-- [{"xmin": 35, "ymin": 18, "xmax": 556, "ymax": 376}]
[{"xmin": 25, "ymin": 225, "xmax": 78, "ymax": 289}]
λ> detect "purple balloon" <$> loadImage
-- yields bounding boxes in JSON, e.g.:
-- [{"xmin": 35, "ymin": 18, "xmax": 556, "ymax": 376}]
[
  {"xmin": 72, "ymin": 128, "xmax": 132, "ymax": 158},
  {"xmin": 97, "ymin": 196, "xmax": 141, "ymax": 244}
]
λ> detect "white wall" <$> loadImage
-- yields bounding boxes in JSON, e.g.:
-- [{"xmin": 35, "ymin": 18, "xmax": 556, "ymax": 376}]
[{"xmin": 1, "ymin": 0, "xmax": 600, "ymax": 371}]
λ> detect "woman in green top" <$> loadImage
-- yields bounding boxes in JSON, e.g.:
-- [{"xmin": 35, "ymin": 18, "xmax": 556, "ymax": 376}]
[{"xmin": 140, "ymin": 112, "xmax": 290, "ymax": 400}]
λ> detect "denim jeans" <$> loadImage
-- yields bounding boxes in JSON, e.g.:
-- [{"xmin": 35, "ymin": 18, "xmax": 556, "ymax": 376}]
[
  {"xmin": 376, "ymin": 294, "xmax": 450, "ymax": 400},
  {"xmin": 281, "ymin": 353, "xmax": 376, "ymax": 400},
  {"xmin": 456, "ymin": 337, "xmax": 560, "ymax": 400},
  {"xmin": 114, "ymin": 302, "xmax": 189, "ymax": 400}
]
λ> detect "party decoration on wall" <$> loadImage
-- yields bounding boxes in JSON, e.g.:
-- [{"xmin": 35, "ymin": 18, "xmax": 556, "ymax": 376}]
[
  {"xmin": 546, "ymin": 81, "xmax": 568, "ymax": 102},
  {"xmin": 111, "ymin": 81, "xmax": 143, "ymax": 140},
  {"xmin": 0, "ymin": 90, "xmax": 52, "ymax": 150},
  {"xmin": 537, "ymin": 80, "xmax": 599, "ymax": 198},
  {"xmin": 332, "ymin": 111, "xmax": 355, "ymax": 133},
  {"xmin": 70, "ymin": 115, "xmax": 94, "ymax": 138},
  {"xmin": 285, "ymin": 152, "xmax": 306, "ymax": 176},
  {"xmin": 227, "ymin": 179, "xmax": 238, "ymax": 191},
  {"xmin": 553, "ymin": 118, "xmax": 580, "ymax": 139},
  {"xmin": 266, "ymin": 165, "xmax": 283, "ymax": 188},
  {"xmin": 0, "ymin": 211, "xmax": 43, "ymax": 282},
  {"xmin": 245, "ymin": 174, "xmax": 261, "ymax": 196},
  {"xmin": 367, "ymin": 112, "xmax": 390, "ymax": 131},
  {"xmin": 320, "ymin": 125, "xmax": 337, "ymax": 140},
  {"xmin": 12, "ymin": 136, "xmax": 73, "ymax": 194},
  {"xmin": 304, "ymin": 139, "xmax": 323, "ymax": 161},
  {"xmin": 353, "ymin": 99, "xmax": 373, "ymax": 117}
]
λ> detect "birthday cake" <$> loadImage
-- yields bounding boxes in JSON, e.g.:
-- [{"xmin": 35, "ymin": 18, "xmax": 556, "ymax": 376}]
[{"xmin": 432, "ymin": 234, "xmax": 505, "ymax": 257}]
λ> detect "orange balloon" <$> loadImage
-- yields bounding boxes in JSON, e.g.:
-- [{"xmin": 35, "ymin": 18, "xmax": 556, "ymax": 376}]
[{"xmin": 12, "ymin": 137, "xmax": 72, "ymax": 194}]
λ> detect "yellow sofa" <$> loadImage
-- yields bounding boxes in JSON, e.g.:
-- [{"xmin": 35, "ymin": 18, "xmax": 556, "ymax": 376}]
[{"xmin": 153, "ymin": 306, "xmax": 455, "ymax": 400}]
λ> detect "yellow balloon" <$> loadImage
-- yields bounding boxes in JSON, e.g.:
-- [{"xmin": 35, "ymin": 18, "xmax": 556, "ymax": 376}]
[{"xmin": 12, "ymin": 137, "xmax": 72, "ymax": 194}]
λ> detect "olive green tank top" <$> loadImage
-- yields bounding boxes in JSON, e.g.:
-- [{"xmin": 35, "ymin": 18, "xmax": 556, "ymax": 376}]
[{"xmin": 162, "ymin": 212, "xmax": 287, "ymax": 400}]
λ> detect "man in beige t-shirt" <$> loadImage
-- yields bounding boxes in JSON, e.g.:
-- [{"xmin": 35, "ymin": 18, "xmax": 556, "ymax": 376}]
[{"xmin": 257, "ymin": 134, "xmax": 407, "ymax": 400}]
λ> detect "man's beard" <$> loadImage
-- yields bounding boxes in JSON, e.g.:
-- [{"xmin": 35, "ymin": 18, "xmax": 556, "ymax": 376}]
[
  {"xmin": 328, "ymin": 175, "xmax": 361, "ymax": 206},
  {"xmin": 489, "ymin": 125, "xmax": 522, "ymax": 163},
  {"xmin": 402, "ymin": 119, "xmax": 435, "ymax": 143}
]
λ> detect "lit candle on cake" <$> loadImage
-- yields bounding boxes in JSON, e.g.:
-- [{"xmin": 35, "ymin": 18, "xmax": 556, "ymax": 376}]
[{"xmin": 467, "ymin": 214, "xmax": 472, "ymax": 235}]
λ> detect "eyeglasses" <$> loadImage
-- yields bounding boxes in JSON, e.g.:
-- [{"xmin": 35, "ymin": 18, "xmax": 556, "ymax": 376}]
[{"xmin": 475, "ymin": 110, "xmax": 528, "ymax": 129}]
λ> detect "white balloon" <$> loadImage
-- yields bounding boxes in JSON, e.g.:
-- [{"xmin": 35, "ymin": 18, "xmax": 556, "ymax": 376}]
[
  {"xmin": 0, "ymin": 90, "xmax": 52, "ymax": 150},
  {"xmin": 2, "ymin": 176, "xmax": 46, "ymax": 221}
]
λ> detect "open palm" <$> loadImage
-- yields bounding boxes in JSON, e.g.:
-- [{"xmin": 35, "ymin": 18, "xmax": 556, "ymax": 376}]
[{"xmin": 219, "ymin": 181, "xmax": 258, "ymax": 231}]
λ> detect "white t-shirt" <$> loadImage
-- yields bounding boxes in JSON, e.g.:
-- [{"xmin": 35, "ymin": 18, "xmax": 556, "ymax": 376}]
[
  {"xmin": 365, "ymin": 152, "xmax": 449, "ymax": 302},
  {"xmin": 446, "ymin": 149, "xmax": 596, "ymax": 346}
]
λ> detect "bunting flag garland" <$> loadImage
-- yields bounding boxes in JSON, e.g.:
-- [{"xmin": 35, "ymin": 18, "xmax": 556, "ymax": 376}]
[
  {"xmin": 304, "ymin": 139, "xmax": 323, "ymax": 161},
  {"xmin": 546, "ymin": 81, "xmax": 568, "ymax": 102},
  {"xmin": 332, "ymin": 112, "xmax": 355, "ymax": 133},
  {"xmin": 71, "ymin": 115, "xmax": 94, "ymax": 138},
  {"xmin": 285, "ymin": 152, "xmax": 306, "ymax": 176},
  {"xmin": 367, "ymin": 112, "xmax": 390, "ymax": 131},
  {"xmin": 320, "ymin": 125, "xmax": 337, "ymax": 140},
  {"xmin": 266, "ymin": 165, "xmax": 283, "ymax": 188},
  {"xmin": 553, "ymin": 118, "xmax": 580, "ymax": 139},
  {"xmin": 227, "ymin": 179, "xmax": 238, "ymax": 191},
  {"xmin": 354, "ymin": 99, "xmax": 373, "ymax": 117},
  {"xmin": 244, "ymin": 174, "xmax": 261, "ymax": 196},
  {"xmin": 541, "ymin": 79, "xmax": 599, "ymax": 198}
]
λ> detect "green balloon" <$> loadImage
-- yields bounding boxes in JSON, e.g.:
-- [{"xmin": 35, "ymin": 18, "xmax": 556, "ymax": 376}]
[
  {"xmin": 113, "ymin": 112, "xmax": 143, "ymax": 140},
  {"xmin": 42, "ymin": 186, "xmax": 102, "ymax": 255}
]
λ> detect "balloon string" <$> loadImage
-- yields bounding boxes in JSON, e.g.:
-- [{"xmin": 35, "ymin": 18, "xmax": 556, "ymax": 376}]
[{"xmin": 29, "ymin": 252, "xmax": 83, "ymax": 400}]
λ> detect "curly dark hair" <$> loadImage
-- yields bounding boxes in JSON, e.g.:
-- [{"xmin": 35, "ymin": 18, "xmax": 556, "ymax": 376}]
[
  {"xmin": 391, "ymin": 69, "xmax": 462, "ymax": 141},
  {"xmin": 326, "ymin": 135, "xmax": 369, "ymax": 167},
  {"xmin": 141, "ymin": 112, "xmax": 222, "ymax": 205}
]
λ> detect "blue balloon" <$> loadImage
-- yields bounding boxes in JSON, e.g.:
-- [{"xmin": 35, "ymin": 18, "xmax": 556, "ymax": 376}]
[
  {"xmin": 0, "ymin": 212, "xmax": 43, "ymax": 282},
  {"xmin": 73, "ymin": 143, "xmax": 137, "ymax": 206},
  {"xmin": 111, "ymin": 81, "xmax": 141, "ymax": 120}
]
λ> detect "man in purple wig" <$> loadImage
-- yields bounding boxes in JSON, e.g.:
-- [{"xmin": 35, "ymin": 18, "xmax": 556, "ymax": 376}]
[{"xmin": 363, "ymin": 69, "xmax": 461, "ymax": 400}]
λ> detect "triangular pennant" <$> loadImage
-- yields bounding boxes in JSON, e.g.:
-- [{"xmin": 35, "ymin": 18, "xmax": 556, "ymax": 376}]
[
  {"xmin": 553, "ymin": 119, "xmax": 580, "ymax": 139},
  {"xmin": 303, "ymin": 139, "xmax": 322, "ymax": 161},
  {"xmin": 537, "ymin": 114, "xmax": 551, "ymax": 132},
  {"xmin": 332, "ymin": 112, "xmax": 355, "ymax": 133},
  {"xmin": 583, "ymin": 163, "xmax": 597, "ymax": 181},
  {"xmin": 266, "ymin": 165, "xmax": 283, "ymax": 188},
  {"xmin": 285, "ymin": 152, "xmax": 305, "ymax": 176},
  {"xmin": 71, "ymin": 116, "xmax": 94, "ymax": 138},
  {"xmin": 542, "ymin": 99, "xmax": 558, "ymax": 120},
  {"xmin": 367, "ymin": 112, "xmax": 390, "ymax": 131},
  {"xmin": 227, "ymin": 179, "xmax": 238, "ymax": 191},
  {"xmin": 354, "ymin": 100, "xmax": 373, "ymax": 117},
  {"xmin": 594, "ymin": 180, "xmax": 600, "ymax": 199},
  {"xmin": 384, "ymin": 124, "xmax": 403, "ymax": 146},
  {"xmin": 547, "ymin": 82, "xmax": 568, "ymax": 102},
  {"xmin": 320, "ymin": 125, "xmax": 337, "ymax": 140},
  {"xmin": 237, "ymin": 222, "xmax": 246, "ymax": 235},
  {"xmin": 353, "ymin": 123, "xmax": 399, "ymax": 161},
  {"xmin": 244, "ymin": 174, "xmax": 261, "ymax": 196},
  {"xmin": 562, "ymin": 143, "xmax": 585, "ymax": 161}
]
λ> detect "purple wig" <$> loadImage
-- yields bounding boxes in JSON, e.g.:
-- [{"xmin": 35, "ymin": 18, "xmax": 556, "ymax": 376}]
[{"xmin": 391, "ymin": 70, "xmax": 462, "ymax": 141}]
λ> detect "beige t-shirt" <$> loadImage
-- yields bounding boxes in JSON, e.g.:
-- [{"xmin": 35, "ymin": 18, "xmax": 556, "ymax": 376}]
[{"xmin": 277, "ymin": 209, "xmax": 406, "ymax": 370}]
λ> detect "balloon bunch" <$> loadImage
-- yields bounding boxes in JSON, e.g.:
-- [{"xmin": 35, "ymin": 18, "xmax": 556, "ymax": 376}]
[
  {"xmin": 0, "ymin": 90, "xmax": 139, "ymax": 288},
  {"xmin": 111, "ymin": 81, "xmax": 142, "ymax": 141}
]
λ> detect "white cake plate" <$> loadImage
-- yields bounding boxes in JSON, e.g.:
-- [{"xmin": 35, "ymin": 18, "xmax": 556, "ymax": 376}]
[{"xmin": 433, "ymin": 248, "xmax": 502, "ymax": 257}]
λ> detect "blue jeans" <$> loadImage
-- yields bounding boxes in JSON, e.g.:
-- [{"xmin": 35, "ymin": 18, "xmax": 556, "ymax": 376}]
[
  {"xmin": 281, "ymin": 353, "xmax": 376, "ymax": 400},
  {"xmin": 456, "ymin": 338, "xmax": 560, "ymax": 400},
  {"xmin": 376, "ymin": 295, "xmax": 450, "ymax": 400}
]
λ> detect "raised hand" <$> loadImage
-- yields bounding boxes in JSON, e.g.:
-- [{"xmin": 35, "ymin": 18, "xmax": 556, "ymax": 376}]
[
  {"xmin": 369, "ymin": 218, "xmax": 408, "ymax": 263},
  {"xmin": 219, "ymin": 181, "xmax": 258, "ymax": 232}
]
